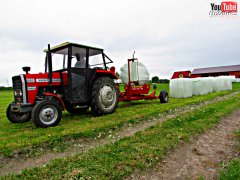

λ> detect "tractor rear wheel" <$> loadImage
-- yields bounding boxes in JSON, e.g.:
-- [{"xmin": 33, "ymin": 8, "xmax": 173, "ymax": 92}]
[
  {"xmin": 91, "ymin": 77, "xmax": 118, "ymax": 115},
  {"xmin": 159, "ymin": 90, "xmax": 169, "ymax": 103},
  {"xmin": 32, "ymin": 100, "xmax": 62, "ymax": 128},
  {"xmin": 6, "ymin": 104, "xmax": 31, "ymax": 123}
]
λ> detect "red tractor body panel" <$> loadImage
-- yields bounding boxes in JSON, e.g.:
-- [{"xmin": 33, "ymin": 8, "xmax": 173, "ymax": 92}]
[
  {"xmin": 25, "ymin": 72, "xmax": 65, "ymax": 104},
  {"xmin": 95, "ymin": 69, "xmax": 118, "ymax": 79},
  {"xmin": 25, "ymin": 70, "xmax": 117, "ymax": 104}
]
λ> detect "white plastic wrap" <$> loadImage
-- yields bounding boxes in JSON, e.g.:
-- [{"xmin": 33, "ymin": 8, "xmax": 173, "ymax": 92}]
[
  {"xmin": 192, "ymin": 77, "xmax": 214, "ymax": 95},
  {"xmin": 120, "ymin": 61, "xmax": 149, "ymax": 85},
  {"xmin": 229, "ymin": 76, "xmax": 236, "ymax": 82},
  {"xmin": 234, "ymin": 78, "xmax": 240, "ymax": 82},
  {"xmin": 212, "ymin": 77, "xmax": 222, "ymax": 92},
  {"xmin": 222, "ymin": 76, "xmax": 233, "ymax": 91},
  {"xmin": 170, "ymin": 76, "xmax": 234, "ymax": 98},
  {"xmin": 213, "ymin": 76, "xmax": 233, "ymax": 92},
  {"xmin": 170, "ymin": 78, "xmax": 193, "ymax": 98}
]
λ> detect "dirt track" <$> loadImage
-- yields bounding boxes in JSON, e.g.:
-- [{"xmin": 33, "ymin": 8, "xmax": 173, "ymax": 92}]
[
  {"xmin": 130, "ymin": 110, "xmax": 240, "ymax": 180},
  {"xmin": 0, "ymin": 92, "xmax": 239, "ymax": 176}
]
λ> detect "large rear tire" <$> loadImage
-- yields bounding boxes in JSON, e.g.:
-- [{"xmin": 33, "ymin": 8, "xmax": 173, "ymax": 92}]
[
  {"xmin": 6, "ymin": 104, "xmax": 31, "ymax": 123},
  {"xmin": 91, "ymin": 77, "xmax": 118, "ymax": 115},
  {"xmin": 159, "ymin": 90, "xmax": 169, "ymax": 103},
  {"xmin": 32, "ymin": 100, "xmax": 62, "ymax": 128}
]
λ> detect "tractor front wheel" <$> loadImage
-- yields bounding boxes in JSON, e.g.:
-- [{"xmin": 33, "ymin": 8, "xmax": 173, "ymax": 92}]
[
  {"xmin": 91, "ymin": 77, "xmax": 118, "ymax": 115},
  {"xmin": 159, "ymin": 90, "xmax": 169, "ymax": 103},
  {"xmin": 6, "ymin": 104, "xmax": 31, "ymax": 123},
  {"xmin": 32, "ymin": 100, "xmax": 62, "ymax": 128}
]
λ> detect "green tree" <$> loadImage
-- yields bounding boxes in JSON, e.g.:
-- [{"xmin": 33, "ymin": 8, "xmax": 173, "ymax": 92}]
[{"xmin": 151, "ymin": 76, "xmax": 159, "ymax": 83}]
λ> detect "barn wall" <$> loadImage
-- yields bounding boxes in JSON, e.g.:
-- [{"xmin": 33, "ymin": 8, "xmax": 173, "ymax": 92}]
[
  {"xmin": 229, "ymin": 71, "xmax": 240, "ymax": 78},
  {"xmin": 171, "ymin": 71, "xmax": 191, "ymax": 79}
]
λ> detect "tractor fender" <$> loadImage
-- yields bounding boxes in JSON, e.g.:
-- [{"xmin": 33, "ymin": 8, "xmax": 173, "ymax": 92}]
[
  {"xmin": 95, "ymin": 70, "xmax": 118, "ymax": 79},
  {"xmin": 44, "ymin": 92, "xmax": 65, "ymax": 110}
]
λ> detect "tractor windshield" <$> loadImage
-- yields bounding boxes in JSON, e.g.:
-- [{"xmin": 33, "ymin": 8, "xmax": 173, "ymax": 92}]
[
  {"xmin": 88, "ymin": 49, "xmax": 105, "ymax": 69},
  {"xmin": 51, "ymin": 47, "xmax": 68, "ymax": 71}
]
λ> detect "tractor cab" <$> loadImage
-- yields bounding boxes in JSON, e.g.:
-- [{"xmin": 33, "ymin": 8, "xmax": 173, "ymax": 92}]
[
  {"xmin": 7, "ymin": 42, "xmax": 119, "ymax": 128},
  {"xmin": 44, "ymin": 42, "xmax": 116, "ymax": 104}
]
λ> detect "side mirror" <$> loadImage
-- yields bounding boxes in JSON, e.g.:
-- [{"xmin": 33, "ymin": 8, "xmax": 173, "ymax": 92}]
[{"xmin": 22, "ymin": 66, "xmax": 31, "ymax": 74}]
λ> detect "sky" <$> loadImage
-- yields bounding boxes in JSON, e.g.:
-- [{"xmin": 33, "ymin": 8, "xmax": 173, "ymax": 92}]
[{"xmin": 0, "ymin": 0, "xmax": 239, "ymax": 86}]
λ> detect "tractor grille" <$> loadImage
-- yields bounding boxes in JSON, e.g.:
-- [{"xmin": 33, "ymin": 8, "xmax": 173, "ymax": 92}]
[{"xmin": 12, "ymin": 76, "xmax": 23, "ymax": 103}]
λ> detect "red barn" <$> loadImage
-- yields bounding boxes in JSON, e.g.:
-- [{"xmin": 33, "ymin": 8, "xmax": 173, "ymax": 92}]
[
  {"xmin": 191, "ymin": 65, "xmax": 240, "ymax": 78},
  {"xmin": 171, "ymin": 70, "xmax": 191, "ymax": 79}
]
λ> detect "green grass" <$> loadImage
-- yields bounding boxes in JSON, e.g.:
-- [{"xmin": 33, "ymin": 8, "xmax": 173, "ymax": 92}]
[
  {"xmin": 219, "ymin": 160, "xmax": 240, "ymax": 179},
  {"xmin": 4, "ymin": 90, "xmax": 240, "ymax": 179},
  {"xmin": 219, "ymin": 130, "xmax": 240, "ymax": 179},
  {"xmin": 0, "ymin": 83, "xmax": 240, "ymax": 156}
]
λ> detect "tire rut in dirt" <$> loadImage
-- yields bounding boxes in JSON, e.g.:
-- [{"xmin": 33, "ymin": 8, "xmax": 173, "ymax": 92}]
[{"xmin": 129, "ymin": 110, "xmax": 240, "ymax": 180}]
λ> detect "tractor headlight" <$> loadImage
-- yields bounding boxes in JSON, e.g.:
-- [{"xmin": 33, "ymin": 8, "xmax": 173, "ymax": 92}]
[{"xmin": 14, "ymin": 90, "xmax": 22, "ymax": 96}]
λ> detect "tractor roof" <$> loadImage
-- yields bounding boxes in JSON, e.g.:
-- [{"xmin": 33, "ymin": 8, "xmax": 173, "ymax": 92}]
[{"xmin": 44, "ymin": 42, "xmax": 104, "ymax": 53}]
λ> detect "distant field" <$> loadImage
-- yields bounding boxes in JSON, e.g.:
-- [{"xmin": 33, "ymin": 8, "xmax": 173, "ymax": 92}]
[{"xmin": 0, "ymin": 83, "xmax": 240, "ymax": 156}]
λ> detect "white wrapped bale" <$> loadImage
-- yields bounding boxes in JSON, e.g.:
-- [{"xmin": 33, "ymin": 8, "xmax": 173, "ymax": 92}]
[
  {"xmin": 234, "ymin": 78, "xmax": 240, "ymax": 82},
  {"xmin": 229, "ymin": 76, "xmax": 236, "ymax": 82},
  {"xmin": 213, "ymin": 76, "xmax": 233, "ymax": 92},
  {"xmin": 212, "ymin": 77, "xmax": 222, "ymax": 92},
  {"xmin": 208, "ymin": 77, "xmax": 215, "ymax": 93},
  {"xmin": 120, "ymin": 61, "xmax": 149, "ymax": 85},
  {"xmin": 192, "ymin": 78, "xmax": 201, "ymax": 96},
  {"xmin": 192, "ymin": 77, "xmax": 214, "ymax": 96},
  {"xmin": 222, "ymin": 76, "xmax": 233, "ymax": 91},
  {"xmin": 170, "ymin": 78, "xmax": 193, "ymax": 98}
]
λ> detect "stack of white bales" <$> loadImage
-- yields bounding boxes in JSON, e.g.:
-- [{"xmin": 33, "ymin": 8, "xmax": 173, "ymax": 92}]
[{"xmin": 170, "ymin": 76, "xmax": 235, "ymax": 98}]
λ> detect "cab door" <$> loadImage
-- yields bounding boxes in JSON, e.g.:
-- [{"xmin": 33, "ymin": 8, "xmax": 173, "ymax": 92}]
[{"xmin": 69, "ymin": 47, "xmax": 88, "ymax": 103}]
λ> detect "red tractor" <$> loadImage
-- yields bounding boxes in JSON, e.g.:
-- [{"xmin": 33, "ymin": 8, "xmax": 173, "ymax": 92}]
[{"xmin": 6, "ymin": 42, "xmax": 119, "ymax": 128}]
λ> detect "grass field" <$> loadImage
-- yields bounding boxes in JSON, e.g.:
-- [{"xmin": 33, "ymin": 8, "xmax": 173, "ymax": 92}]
[
  {"xmin": 4, "ymin": 88, "xmax": 240, "ymax": 179},
  {"xmin": 0, "ymin": 83, "xmax": 240, "ymax": 156}
]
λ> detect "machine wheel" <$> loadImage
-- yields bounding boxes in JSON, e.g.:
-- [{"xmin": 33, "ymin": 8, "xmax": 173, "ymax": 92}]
[
  {"xmin": 159, "ymin": 90, "xmax": 169, "ymax": 103},
  {"xmin": 32, "ymin": 100, "xmax": 62, "ymax": 128},
  {"xmin": 91, "ymin": 77, "xmax": 119, "ymax": 115},
  {"xmin": 6, "ymin": 104, "xmax": 31, "ymax": 123},
  {"xmin": 65, "ymin": 103, "xmax": 89, "ymax": 114}
]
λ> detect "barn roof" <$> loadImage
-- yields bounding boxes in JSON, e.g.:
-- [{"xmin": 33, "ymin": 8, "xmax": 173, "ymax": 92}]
[{"xmin": 191, "ymin": 65, "xmax": 240, "ymax": 74}]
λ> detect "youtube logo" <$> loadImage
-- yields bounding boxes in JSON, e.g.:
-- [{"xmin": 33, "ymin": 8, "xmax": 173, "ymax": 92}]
[{"xmin": 221, "ymin": 1, "xmax": 237, "ymax": 12}]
